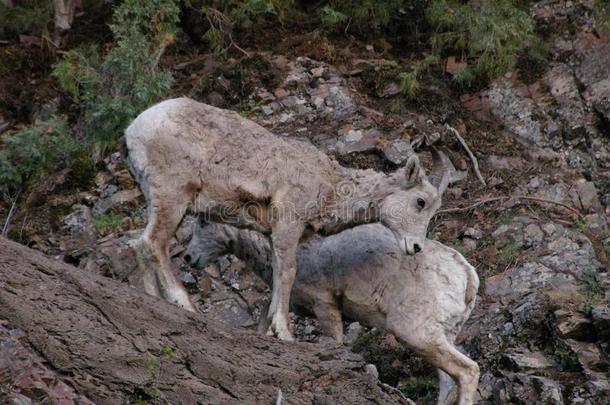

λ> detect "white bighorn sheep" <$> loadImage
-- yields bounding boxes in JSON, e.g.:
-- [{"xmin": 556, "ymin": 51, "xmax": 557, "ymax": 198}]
[
  {"xmin": 126, "ymin": 97, "xmax": 449, "ymax": 341},
  {"xmin": 185, "ymin": 221, "xmax": 480, "ymax": 405}
]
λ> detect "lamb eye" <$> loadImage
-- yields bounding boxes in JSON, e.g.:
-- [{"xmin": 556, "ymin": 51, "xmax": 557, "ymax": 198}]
[{"xmin": 417, "ymin": 198, "xmax": 426, "ymax": 209}]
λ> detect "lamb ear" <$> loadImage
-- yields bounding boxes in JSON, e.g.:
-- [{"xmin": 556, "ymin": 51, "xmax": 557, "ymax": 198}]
[
  {"xmin": 428, "ymin": 148, "xmax": 453, "ymax": 196},
  {"xmin": 404, "ymin": 154, "xmax": 425, "ymax": 185}
]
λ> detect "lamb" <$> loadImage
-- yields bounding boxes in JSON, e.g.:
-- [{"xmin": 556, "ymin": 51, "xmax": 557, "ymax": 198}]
[
  {"xmin": 125, "ymin": 97, "xmax": 449, "ymax": 341},
  {"xmin": 185, "ymin": 221, "xmax": 480, "ymax": 405}
]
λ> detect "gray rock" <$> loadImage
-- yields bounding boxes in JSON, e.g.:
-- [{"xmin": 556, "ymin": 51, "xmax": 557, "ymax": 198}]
[
  {"xmin": 554, "ymin": 310, "xmax": 596, "ymax": 341},
  {"xmin": 461, "ymin": 238, "xmax": 478, "ymax": 252},
  {"xmin": 379, "ymin": 139, "xmax": 414, "ymax": 165},
  {"xmin": 491, "ymin": 373, "xmax": 564, "ymax": 404},
  {"xmin": 278, "ymin": 112, "xmax": 294, "ymax": 124},
  {"xmin": 591, "ymin": 305, "xmax": 610, "ymax": 339},
  {"xmin": 344, "ymin": 322, "xmax": 363, "ymax": 346},
  {"xmin": 310, "ymin": 66, "xmax": 325, "ymax": 77},
  {"xmin": 63, "ymin": 205, "xmax": 94, "ymax": 237},
  {"xmin": 179, "ymin": 271, "xmax": 197, "ymax": 285},
  {"xmin": 335, "ymin": 129, "xmax": 380, "ymax": 155},
  {"xmin": 98, "ymin": 183, "xmax": 119, "ymax": 199},
  {"xmin": 486, "ymin": 78, "xmax": 544, "ymax": 147},
  {"xmin": 280, "ymin": 96, "xmax": 299, "ymax": 108},
  {"xmin": 327, "ymin": 86, "xmax": 355, "ymax": 117},
  {"xmin": 93, "ymin": 188, "xmax": 142, "ymax": 214},
  {"xmin": 570, "ymin": 180, "xmax": 600, "ymax": 211},
  {"xmin": 501, "ymin": 349, "xmax": 554, "ymax": 372},
  {"xmin": 565, "ymin": 339, "xmax": 610, "ymax": 393},
  {"xmin": 262, "ymin": 104, "xmax": 276, "ymax": 116},
  {"xmin": 531, "ymin": 376, "xmax": 564, "ymax": 405},
  {"xmin": 312, "ymin": 96, "xmax": 325, "ymax": 110},
  {"xmin": 364, "ymin": 364, "xmax": 379, "ymax": 379},
  {"xmin": 485, "ymin": 262, "xmax": 580, "ymax": 298},
  {"xmin": 523, "ymin": 224, "xmax": 544, "ymax": 247},
  {"xmin": 545, "ymin": 64, "xmax": 588, "ymax": 142},
  {"xmin": 464, "ymin": 227, "xmax": 483, "ymax": 240},
  {"xmin": 82, "ymin": 229, "xmax": 141, "ymax": 280},
  {"xmin": 61, "ymin": 205, "xmax": 96, "ymax": 257}
]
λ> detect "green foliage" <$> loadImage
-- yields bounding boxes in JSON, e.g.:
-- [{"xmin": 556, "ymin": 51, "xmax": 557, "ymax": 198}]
[
  {"xmin": 0, "ymin": 118, "xmax": 81, "ymax": 197},
  {"xmin": 51, "ymin": 45, "xmax": 102, "ymax": 101},
  {"xmin": 92, "ymin": 213, "xmax": 123, "ymax": 236},
  {"xmin": 318, "ymin": 0, "xmax": 403, "ymax": 33},
  {"xmin": 110, "ymin": 0, "xmax": 180, "ymax": 42},
  {"xmin": 230, "ymin": 0, "xmax": 293, "ymax": 28},
  {"xmin": 452, "ymin": 242, "xmax": 467, "ymax": 257},
  {"xmin": 362, "ymin": 55, "xmax": 438, "ymax": 100},
  {"xmin": 498, "ymin": 240, "xmax": 519, "ymax": 267},
  {"xmin": 428, "ymin": 0, "xmax": 542, "ymax": 86},
  {"xmin": 573, "ymin": 218, "xmax": 587, "ymax": 232},
  {"xmin": 594, "ymin": 0, "xmax": 610, "ymax": 39},
  {"xmin": 52, "ymin": 0, "xmax": 179, "ymax": 155},
  {"xmin": 146, "ymin": 358, "xmax": 159, "ymax": 376},
  {"xmin": 401, "ymin": 54, "xmax": 440, "ymax": 98},
  {"xmin": 551, "ymin": 338, "xmax": 581, "ymax": 371},
  {"xmin": 581, "ymin": 270, "xmax": 603, "ymax": 297},
  {"xmin": 198, "ymin": 0, "xmax": 294, "ymax": 54},
  {"xmin": 399, "ymin": 376, "xmax": 438, "ymax": 402},
  {"xmin": 161, "ymin": 344, "xmax": 175, "ymax": 357},
  {"xmin": 319, "ymin": 5, "xmax": 348, "ymax": 31},
  {"xmin": 0, "ymin": 0, "xmax": 52, "ymax": 37}
]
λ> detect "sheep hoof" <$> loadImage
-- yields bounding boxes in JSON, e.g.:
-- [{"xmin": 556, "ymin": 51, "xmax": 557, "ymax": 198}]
[
  {"xmin": 166, "ymin": 289, "xmax": 197, "ymax": 312},
  {"xmin": 266, "ymin": 320, "xmax": 294, "ymax": 342}
]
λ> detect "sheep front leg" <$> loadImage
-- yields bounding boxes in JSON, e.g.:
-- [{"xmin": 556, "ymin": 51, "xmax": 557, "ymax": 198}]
[
  {"xmin": 266, "ymin": 221, "xmax": 304, "ymax": 342},
  {"xmin": 133, "ymin": 197, "xmax": 196, "ymax": 312},
  {"xmin": 437, "ymin": 369, "xmax": 458, "ymax": 405}
]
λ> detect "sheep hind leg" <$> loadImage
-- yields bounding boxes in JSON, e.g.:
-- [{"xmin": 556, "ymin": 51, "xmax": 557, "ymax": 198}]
[
  {"xmin": 312, "ymin": 298, "xmax": 343, "ymax": 344},
  {"xmin": 425, "ymin": 341, "xmax": 479, "ymax": 405},
  {"xmin": 390, "ymin": 324, "xmax": 478, "ymax": 405},
  {"xmin": 135, "ymin": 197, "xmax": 195, "ymax": 312},
  {"xmin": 266, "ymin": 220, "xmax": 304, "ymax": 342}
]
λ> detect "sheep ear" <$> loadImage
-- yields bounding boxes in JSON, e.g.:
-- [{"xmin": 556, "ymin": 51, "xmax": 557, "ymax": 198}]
[
  {"xmin": 404, "ymin": 154, "xmax": 425, "ymax": 185},
  {"xmin": 428, "ymin": 148, "xmax": 451, "ymax": 195}
]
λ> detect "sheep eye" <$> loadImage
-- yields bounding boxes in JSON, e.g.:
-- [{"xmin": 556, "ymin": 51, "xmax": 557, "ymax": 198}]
[{"xmin": 417, "ymin": 198, "xmax": 426, "ymax": 209}]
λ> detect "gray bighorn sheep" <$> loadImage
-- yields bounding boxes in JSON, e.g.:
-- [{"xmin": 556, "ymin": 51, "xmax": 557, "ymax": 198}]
[
  {"xmin": 184, "ymin": 221, "xmax": 480, "ymax": 405},
  {"xmin": 126, "ymin": 97, "xmax": 449, "ymax": 341}
]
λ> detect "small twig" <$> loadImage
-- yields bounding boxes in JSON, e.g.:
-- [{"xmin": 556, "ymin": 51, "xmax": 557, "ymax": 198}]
[
  {"xmin": 436, "ymin": 197, "xmax": 505, "ymax": 215},
  {"xmin": 2, "ymin": 190, "xmax": 20, "ymax": 237},
  {"xmin": 228, "ymin": 32, "xmax": 250, "ymax": 58},
  {"xmin": 151, "ymin": 44, "xmax": 168, "ymax": 72},
  {"xmin": 436, "ymin": 195, "xmax": 583, "ymax": 218},
  {"xmin": 516, "ymin": 196, "xmax": 582, "ymax": 217},
  {"xmin": 344, "ymin": 18, "xmax": 352, "ymax": 34},
  {"xmin": 524, "ymin": 202, "xmax": 541, "ymax": 222},
  {"xmin": 173, "ymin": 55, "xmax": 209, "ymax": 71},
  {"xmin": 446, "ymin": 125, "xmax": 486, "ymax": 187}
]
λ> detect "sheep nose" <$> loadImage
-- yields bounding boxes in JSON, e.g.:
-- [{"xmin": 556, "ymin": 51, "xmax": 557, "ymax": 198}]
[
  {"xmin": 413, "ymin": 244, "xmax": 421, "ymax": 254},
  {"xmin": 184, "ymin": 253, "xmax": 192, "ymax": 263}
]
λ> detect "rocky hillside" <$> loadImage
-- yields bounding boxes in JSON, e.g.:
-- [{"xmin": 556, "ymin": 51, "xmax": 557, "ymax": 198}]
[{"xmin": 1, "ymin": 0, "xmax": 609, "ymax": 403}]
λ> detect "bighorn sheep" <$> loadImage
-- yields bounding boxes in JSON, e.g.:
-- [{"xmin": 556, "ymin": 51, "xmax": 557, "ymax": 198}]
[
  {"xmin": 184, "ymin": 221, "xmax": 480, "ymax": 405},
  {"xmin": 126, "ymin": 97, "xmax": 449, "ymax": 341}
]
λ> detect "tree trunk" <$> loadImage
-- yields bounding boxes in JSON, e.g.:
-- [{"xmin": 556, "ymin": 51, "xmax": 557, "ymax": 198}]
[
  {"xmin": 53, "ymin": 0, "xmax": 76, "ymax": 46},
  {"xmin": 0, "ymin": 237, "xmax": 406, "ymax": 404}
]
